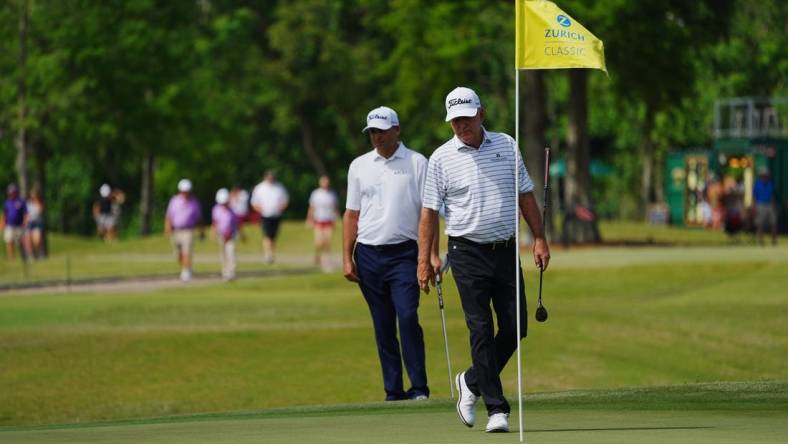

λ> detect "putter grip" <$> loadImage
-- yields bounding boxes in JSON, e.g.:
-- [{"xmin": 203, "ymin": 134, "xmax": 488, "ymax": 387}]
[{"xmin": 543, "ymin": 147, "xmax": 551, "ymax": 189}]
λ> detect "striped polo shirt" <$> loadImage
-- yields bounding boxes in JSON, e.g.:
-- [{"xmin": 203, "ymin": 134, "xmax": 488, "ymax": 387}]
[{"xmin": 422, "ymin": 129, "xmax": 533, "ymax": 243}]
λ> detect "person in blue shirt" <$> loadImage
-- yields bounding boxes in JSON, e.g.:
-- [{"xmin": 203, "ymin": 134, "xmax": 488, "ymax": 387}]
[{"xmin": 753, "ymin": 167, "xmax": 777, "ymax": 245}]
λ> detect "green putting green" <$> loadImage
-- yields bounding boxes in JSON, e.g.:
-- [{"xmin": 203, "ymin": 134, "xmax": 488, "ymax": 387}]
[
  {"xmin": 1, "ymin": 382, "xmax": 785, "ymax": 443},
  {"xmin": 1, "ymin": 244, "xmax": 787, "ymax": 428}
]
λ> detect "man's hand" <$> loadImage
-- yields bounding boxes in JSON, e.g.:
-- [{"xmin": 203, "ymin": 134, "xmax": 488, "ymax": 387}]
[
  {"xmin": 417, "ymin": 260, "xmax": 434, "ymax": 294},
  {"xmin": 343, "ymin": 258, "xmax": 359, "ymax": 283},
  {"xmin": 533, "ymin": 237, "xmax": 551, "ymax": 271},
  {"xmin": 430, "ymin": 254, "xmax": 442, "ymax": 282}
]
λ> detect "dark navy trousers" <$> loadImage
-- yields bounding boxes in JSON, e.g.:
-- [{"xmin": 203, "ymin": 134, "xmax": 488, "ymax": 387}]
[{"xmin": 354, "ymin": 240, "xmax": 429, "ymax": 400}]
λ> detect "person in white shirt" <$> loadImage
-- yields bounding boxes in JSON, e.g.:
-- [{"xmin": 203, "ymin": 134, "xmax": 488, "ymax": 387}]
[
  {"xmin": 343, "ymin": 106, "xmax": 438, "ymax": 402},
  {"xmin": 251, "ymin": 171, "xmax": 289, "ymax": 263},
  {"xmin": 417, "ymin": 87, "xmax": 550, "ymax": 433},
  {"xmin": 306, "ymin": 175, "xmax": 338, "ymax": 270}
]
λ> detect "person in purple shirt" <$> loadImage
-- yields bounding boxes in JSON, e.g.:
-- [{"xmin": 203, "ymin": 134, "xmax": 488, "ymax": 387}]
[
  {"xmin": 212, "ymin": 188, "xmax": 239, "ymax": 281},
  {"xmin": 2, "ymin": 184, "xmax": 28, "ymax": 260},
  {"xmin": 753, "ymin": 167, "xmax": 777, "ymax": 245},
  {"xmin": 165, "ymin": 179, "xmax": 202, "ymax": 281}
]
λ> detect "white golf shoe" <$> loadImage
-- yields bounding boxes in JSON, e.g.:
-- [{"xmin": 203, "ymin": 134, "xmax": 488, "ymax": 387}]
[
  {"xmin": 179, "ymin": 269, "xmax": 192, "ymax": 282},
  {"xmin": 455, "ymin": 372, "xmax": 479, "ymax": 427},
  {"xmin": 485, "ymin": 413, "xmax": 509, "ymax": 433}
]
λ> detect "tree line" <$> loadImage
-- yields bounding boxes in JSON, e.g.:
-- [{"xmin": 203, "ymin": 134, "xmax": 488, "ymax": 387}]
[{"xmin": 1, "ymin": 0, "xmax": 785, "ymax": 238}]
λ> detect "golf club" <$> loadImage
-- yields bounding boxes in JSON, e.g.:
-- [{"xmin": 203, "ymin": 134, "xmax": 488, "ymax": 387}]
[
  {"xmin": 535, "ymin": 147, "xmax": 551, "ymax": 323},
  {"xmin": 435, "ymin": 255, "xmax": 454, "ymax": 399}
]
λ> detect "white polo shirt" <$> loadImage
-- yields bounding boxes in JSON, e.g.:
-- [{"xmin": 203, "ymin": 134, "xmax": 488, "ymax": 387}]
[
  {"xmin": 251, "ymin": 181, "xmax": 289, "ymax": 218},
  {"xmin": 422, "ymin": 129, "xmax": 533, "ymax": 243},
  {"xmin": 309, "ymin": 188, "xmax": 338, "ymax": 222},
  {"xmin": 346, "ymin": 143, "xmax": 427, "ymax": 245}
]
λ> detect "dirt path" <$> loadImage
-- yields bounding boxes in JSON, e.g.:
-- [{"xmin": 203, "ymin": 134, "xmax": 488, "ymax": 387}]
[{"xmin": 0, "ymin": 267, "xmax": 328, "ymax": 296}]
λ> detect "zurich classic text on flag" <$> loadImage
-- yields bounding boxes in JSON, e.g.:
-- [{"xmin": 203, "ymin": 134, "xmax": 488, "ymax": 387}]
[{"xmin": 515, "ymin": 0, "xmax": 606, "ymax": 72}]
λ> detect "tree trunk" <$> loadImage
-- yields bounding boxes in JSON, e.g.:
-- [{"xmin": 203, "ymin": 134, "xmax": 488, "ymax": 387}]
[
  {"xmin": 140, "ymin": 152, "xmax": 154, "ymax": 235},
  {"xmin": 640, "ymin": 111, "xmax": 655, "ymax": 214},
  {"xmin": 524, "ymin": 71, "xmax": 547, "ymax": 204},
  {"xmin": 523, "ymin": 70, "xmax": 552, "ymax": 235},
  {"xmin": 300, "ymin": 116, "xmax": 327, "ymax": 177},
  {"xmin": 34, "ymin": 136, "xmax": 48, "ymax": 257},
  {"xmin": 15, "ymin": 0, "xmax": 29, "ymax": 195},
  {"xmin": 563, "ymin": 70, "xmax": 601, "ymax": 244},
  {"xmin": 654, "ymin": 151, "xmax": 665, "ymax": 203}
]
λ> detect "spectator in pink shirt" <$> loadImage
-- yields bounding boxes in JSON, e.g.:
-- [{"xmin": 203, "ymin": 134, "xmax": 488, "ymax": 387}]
[
  {"xmin": 165, "ymin": 179, "xmax": 202, "ymax": 281},
  {"xmin": 212, "ymin": 188, "xmax": 238, "ymax": 281}
]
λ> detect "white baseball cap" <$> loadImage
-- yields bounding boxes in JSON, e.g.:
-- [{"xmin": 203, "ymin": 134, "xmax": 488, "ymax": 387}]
[
  {"xmin": 362, "ymin": 106, "xmax": 399, "ymax": 133},
  {"xmin": 445, "ymin": 87, "xmax": 481, "ymax": 122},
  {"xmin": 177, "ymin": 178, "xmax": 192, "ymax": 192},
  {"xmin": 215, "ymin": 188, "xmax": 229, "ymax": 204},
  {"xmin": 99, "ymin": 184, "xmax": 111, "ymax": 198}
]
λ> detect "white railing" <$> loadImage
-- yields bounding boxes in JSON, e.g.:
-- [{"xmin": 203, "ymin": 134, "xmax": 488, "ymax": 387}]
[{"xmin": 714, "ymin": 97, "xmax": 788, "ymax": 139}]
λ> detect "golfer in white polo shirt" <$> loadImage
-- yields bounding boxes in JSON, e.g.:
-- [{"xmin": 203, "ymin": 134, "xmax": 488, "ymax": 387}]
[
  {"xmin": 343, "ymin": 106, "xmax": 438, "ymax": 401},
  {"xmin": 417, "ymin": 87, "xmax": 550, "ymax": 433}
]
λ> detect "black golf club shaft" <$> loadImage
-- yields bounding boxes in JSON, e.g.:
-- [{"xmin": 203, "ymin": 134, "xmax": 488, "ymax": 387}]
[{"xmin": 537, "ymin": 147, "xmax": 550, "ymax": 322}]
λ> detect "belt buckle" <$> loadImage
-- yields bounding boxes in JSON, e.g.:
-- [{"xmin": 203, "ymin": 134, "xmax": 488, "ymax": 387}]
[{"xmin": 492, "ymin": 238, "xmax": 510, "ymax": 250}]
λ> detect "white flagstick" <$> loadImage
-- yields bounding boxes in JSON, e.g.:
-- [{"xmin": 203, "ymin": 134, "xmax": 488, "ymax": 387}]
[{"xmin": 515, "ymin": 68, "xmax": 524, "ymax": 443}]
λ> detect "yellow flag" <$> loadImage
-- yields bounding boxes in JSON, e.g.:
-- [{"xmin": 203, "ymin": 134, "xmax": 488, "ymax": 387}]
[{"xmin": 515, "ymin": 0, "xmax": 606, "ymax": 72}]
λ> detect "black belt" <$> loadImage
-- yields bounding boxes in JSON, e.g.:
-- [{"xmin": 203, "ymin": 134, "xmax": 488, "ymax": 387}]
[
  {"xmin": 357, "ymin": 239, "xmax": 417, "ymax": 252},
  {"xmin": 449, "ymin": 236, "xmax": 515, "ymax": 250}
]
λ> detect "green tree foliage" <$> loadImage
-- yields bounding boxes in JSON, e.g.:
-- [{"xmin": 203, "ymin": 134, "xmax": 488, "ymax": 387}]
[{"xmin": 0, "ymin": 0, "xmax": 784, "ymax": 235}]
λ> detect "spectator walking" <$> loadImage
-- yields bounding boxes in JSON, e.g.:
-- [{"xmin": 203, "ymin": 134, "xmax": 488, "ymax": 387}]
[
  {"xmin": 93, "ymin": 184, "xmax": 118, "ymax": 242},
  {"xmin": 24, "ymin": 187, "xmax": 45, "ymax": 259},
  {"xmin": 212, "ymin": 188, "xmax": 239, "ymax": 281},
  {"xmin": 753, "ymin": 167, "xmax": 778, "ymax": 245},
  {"xmin": 2, "ymin": 184, "xmax": 27, "ymax": 260},
  {"xmin": 165, "ymin": 179, "xmax": 202, "ymax": 282},
  {"xmin": 229, "ymin": 185, "xmax": 250, "ymax": 242},
  {"xmin": 306, "ymin": 175, "xmax": 338, "ymax": 270},
  {"xmin": 251, "ymin": 171, "xmax": 289, "ymax": 264}
]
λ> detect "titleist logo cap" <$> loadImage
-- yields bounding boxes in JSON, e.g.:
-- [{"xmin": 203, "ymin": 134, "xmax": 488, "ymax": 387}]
[
  {"xmin": 445, "ymin": 86, "xmax": 481, "ymax": 122},
  {"xmin": 362, "ymin": 106, "xmax": 400, "ymax": 133}
]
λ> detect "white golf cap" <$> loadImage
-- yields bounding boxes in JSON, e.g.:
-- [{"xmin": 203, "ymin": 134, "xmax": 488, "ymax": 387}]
[
  {"xmin": 99, "ymin": 184, "xmax": 111, "ymax": 198},
  {"xmin": 177, "ymin": 178, "xmax": 192, "ymax": 192},
  {"xmin": 215, "ymin": 188, "xmax": 229, "ymax": 204},
  {"xmin": 445, "ymin": 86, "xmax": 481, "ymax": 122},
  {"xmin": 362, "ymin": 106, "xmax": 399, "ymax": 133}
]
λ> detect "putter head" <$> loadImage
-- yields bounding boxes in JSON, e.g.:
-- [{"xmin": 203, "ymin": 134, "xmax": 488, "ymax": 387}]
[{"xmin": 535, "ymin": 304, "xmax": 548, "ymax": 322}]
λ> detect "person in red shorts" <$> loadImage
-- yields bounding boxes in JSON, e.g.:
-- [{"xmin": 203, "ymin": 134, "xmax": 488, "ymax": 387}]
[{"xmin": 306, "ymin": 175, "xmax": 338, "ymax": 270}]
